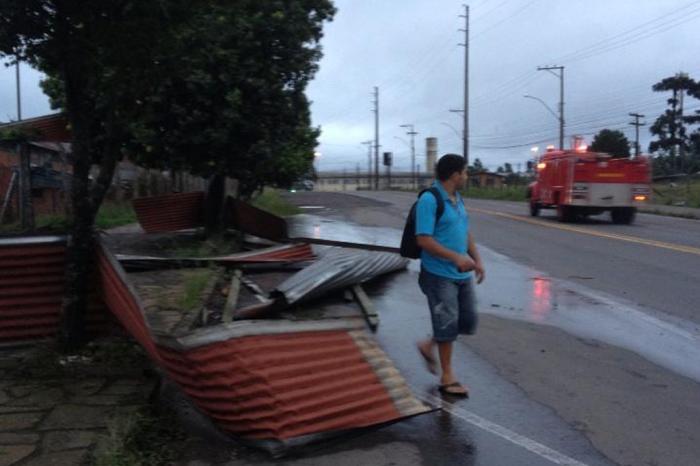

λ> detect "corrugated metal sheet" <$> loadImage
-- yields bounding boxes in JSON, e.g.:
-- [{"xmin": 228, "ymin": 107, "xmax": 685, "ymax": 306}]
[
  {"xmin": 0, "ymin": 236, "xmax": 66, "ymax": 342},
  {"xmin": 0, "ymin": 236, "xmax": 114, "ymax": 344},
  {"xmin": 115, "ymin": 243, "xmax": 315, "ymax": 270},
  {"xmin": 226, "ymin": 196, "xmax": 289, "ymax": 242},
  {"xmin": 96, "ymin": 239, "xmax": 430, "ymax": 454},
  {"xmin": 132, "ymin": 191, "xmax": 205, "ymax": 233},
  {"xmin": 271, "ymin": 247, "xmax": 409, "ymax": 307}
]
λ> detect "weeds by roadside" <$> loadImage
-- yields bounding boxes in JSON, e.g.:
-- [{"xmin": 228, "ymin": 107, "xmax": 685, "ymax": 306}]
[
  {"xmin": 253, "ymin": 189, "xmax": 301, "ymax": 216},
  {"xmin": 92, "ymin": 406, "xmax": 186, "ymax": 466},
  {"xmin": 653, "ymin": 181, "xmax": 700, "ymax": 208},
  {"xmin": 460, "ymin": 186, "xmax": 528, "ymax": 202}
]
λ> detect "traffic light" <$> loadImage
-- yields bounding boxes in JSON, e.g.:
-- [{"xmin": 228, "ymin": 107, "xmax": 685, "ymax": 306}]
[{"xmin": 383, "ymin": 152, "xmax": 392, "ymax": 166}]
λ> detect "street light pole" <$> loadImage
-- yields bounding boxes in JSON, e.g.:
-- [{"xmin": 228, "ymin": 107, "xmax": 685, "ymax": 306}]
[
  {"xmin": 536, "ymin": 65, "xmax": 565, "ymax": 149},
  {"xmin": 15, "ymin": 59, "xmax": 21, "ymax": 121},
  {"xmin": 400, "ymin": 124, "xmax": 418, "ymax": 189},
  {"xmin": 524, "ymin": 94, "xmax": 561, "ymax": 148}
]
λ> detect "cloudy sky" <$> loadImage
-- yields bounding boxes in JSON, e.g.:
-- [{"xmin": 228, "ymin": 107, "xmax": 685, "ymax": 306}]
[
  {"xmin": 308, "ymin": 0, "xmax": 700, "ymax": 173},
  {"xmin": 2, "ymin": 0, "xmax": 699, "ymax": 174}
]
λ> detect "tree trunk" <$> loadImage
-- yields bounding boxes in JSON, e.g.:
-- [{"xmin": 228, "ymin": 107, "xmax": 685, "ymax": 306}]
[{"xmin": 59, "ymin": 132, "xmax": 95, "ymax": 351}]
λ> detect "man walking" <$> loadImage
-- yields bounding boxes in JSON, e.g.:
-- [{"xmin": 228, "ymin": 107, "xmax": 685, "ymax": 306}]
[{"xmin": 416, "ymin": 154, "xmax": 484, "ymax": 397}]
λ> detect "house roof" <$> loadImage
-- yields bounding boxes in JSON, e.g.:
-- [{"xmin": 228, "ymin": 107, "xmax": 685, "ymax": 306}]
[{"xmin": 0, "ymin": 114, "xmax": 71, "ymax": 142}]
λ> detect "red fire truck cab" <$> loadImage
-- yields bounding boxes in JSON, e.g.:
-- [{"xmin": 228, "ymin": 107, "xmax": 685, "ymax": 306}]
[{"xmin": 527, "ymin": 149, "xmax": 652, "ymax": 224}]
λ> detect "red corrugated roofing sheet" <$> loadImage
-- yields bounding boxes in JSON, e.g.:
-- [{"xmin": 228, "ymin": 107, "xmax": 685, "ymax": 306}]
[
  {"xmin": 157, "ymin": 331, "xmax": 401, "ymax": 440},
  {"xmin": 0, "ymin": 239, "xmax": 66, "ymax": 342},
  {"xmin": 95, "ymin": 239, "xmax": 429, "ymax": 452},
  {"xmin": 132, "ymin": 191, "xmax": 205, "ymax": 233},
  {"xmin": 0, "ymin": 236, "xmax": 114, "ymax": 344}
]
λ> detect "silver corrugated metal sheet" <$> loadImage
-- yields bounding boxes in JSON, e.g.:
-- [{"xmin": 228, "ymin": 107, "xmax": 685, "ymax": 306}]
[{"xmin": 271, "ymin": 248, "xmax": 408, "ymax": 306}]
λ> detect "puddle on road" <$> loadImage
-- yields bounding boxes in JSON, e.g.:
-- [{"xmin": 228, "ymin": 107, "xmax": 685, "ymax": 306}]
[{"xmin": 291, "ymin": 214, "xmax": 700, "ymax": 384}]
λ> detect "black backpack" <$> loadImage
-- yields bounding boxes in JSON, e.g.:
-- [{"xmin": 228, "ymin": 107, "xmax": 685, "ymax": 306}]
[{"xmin": 399, "ymin": 187, "xmax": 445, "ymax": 259}]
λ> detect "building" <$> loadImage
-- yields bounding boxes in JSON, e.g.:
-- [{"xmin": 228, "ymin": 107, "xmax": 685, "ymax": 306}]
[{"xmin": 314, "ymin": 171, "xmax": 435, "ymax": 192}]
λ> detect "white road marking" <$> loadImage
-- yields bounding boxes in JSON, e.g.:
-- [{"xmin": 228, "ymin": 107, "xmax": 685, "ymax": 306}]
[{"xmin": 419, "ymin": 392, "xmax": 592, "ymax": 466}]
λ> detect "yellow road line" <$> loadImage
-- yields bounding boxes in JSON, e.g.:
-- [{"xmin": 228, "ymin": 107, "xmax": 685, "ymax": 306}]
[{"xmin": 471, "ymin": 207, "xmax": 700, "ymax": 257}]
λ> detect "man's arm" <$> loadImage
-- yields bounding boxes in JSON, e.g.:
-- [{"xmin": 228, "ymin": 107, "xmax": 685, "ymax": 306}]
[
  {"xmin": 467, "ymin": 231, "xmax": 485, "ymax": 283},
  {"xmin": 417, "ymin": 235, "xmax": 475, "ymax": 272}
]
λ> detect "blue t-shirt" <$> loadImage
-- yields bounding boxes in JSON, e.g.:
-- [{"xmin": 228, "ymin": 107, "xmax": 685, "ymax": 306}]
[{"xmin": 415, "ymin": 181, "xmax": 471, "ymax": 280}]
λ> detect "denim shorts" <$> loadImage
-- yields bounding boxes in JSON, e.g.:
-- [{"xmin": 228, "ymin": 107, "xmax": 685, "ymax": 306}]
[{"xmin": 418, "ymin": 268, "xmax": 478, "ymax": 342}]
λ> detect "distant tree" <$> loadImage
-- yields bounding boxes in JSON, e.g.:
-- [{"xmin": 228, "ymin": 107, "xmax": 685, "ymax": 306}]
[
  {"xmin": 496, "ymin": 166, "xmax": 505, "ymax": 173},
  {"xmin": 503, "ymin": 162, "xmax": 513, "ymax": 173},
  {"xmin": 590, "ymin": 129, "xmax": 631, "ymax": 158},
  {"xmin": 469, "ymin": 158, "xmax": 484, "ymax": 174},
  {"xmin": 648, "ymin": 73, "xmax": 700, "ymax": 174}
]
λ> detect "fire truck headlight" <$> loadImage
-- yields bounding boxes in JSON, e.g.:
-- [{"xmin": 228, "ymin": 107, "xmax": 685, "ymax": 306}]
[
  {"xmin": 634, "ymin": 195, "xmax": 647, "ymax": 201},
  {"xmin": 537, "ymin": 162, "xmax": 546, "ymax": 170}
]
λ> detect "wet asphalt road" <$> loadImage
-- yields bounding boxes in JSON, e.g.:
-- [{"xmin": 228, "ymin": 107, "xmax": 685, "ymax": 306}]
[{"xmin": 277, "ymin": 190, "xmax": 700, "ymax": 466}]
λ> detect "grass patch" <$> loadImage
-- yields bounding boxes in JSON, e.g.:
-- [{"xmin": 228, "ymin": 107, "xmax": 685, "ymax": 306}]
[
  {"xmin": 252, "ymin": 189, "xmax": 301, "ymax": 216},
  {"xmin": 653, "ymin": 180, "xmax": 700, "ymax": 208},
  {"xmin": 179, "ymin": 269, "xmax": 214, "ymax": 310},
  {"xmin": 0, "ymin": 201, "xmax": 137, "ymax": 234},
  {"xmin": 171, "ymin": 234, "xmax": 240, "ymax": 258},
  {"xmin": 0, "ymin": 213, "xmax": 70, "ymax": 234},
  {"xmin": 96, "ymin": 202, "xmax": 138, "ymax": 229},
  {"xmin": 93, "ymin": 407, "xmax": 186, "ymax": 466},
  {"xmin": 461, "ymin": 185, "xmax": 528, "ymax": 201}
]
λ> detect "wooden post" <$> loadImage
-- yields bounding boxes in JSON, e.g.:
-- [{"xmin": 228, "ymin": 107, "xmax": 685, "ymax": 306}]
[
  {"xmin": 222, "ymin": 270, "xmax": 242, "ymax": 323},
  {"xmin": 18, "ymin": 142, "xmax": 34, "ymax": 231},
  {"xmin": 351, "ymin": 284, "xmax": 379, "ymax": 331}
]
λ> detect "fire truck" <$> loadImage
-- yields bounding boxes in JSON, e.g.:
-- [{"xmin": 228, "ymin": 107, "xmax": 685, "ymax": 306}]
[{"xmin": 527, "ymin": 147, "xmax": 652, "ymax": 224}]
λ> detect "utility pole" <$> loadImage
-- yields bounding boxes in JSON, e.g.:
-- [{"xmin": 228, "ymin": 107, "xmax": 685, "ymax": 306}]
[
  {"xmin": 628, "ymin": 113, "xmax": 645, "ymax": 157},
  {"xmin": 372, "ymin": 87, "xmax": 380, "ymax": 190},
  {"xmin": 459, "ymin": 5, "xmax": 469, "ymax": 168},
  {"xmin": 15, "ymin": 59, "xmax": 22, "ymax": 121},
  {"xmin": 400, "ymin": 124, "xmax": 418, "ymax": 189},
  {"xmin": 537, "ymin": 65, "xmax": 565, "ymax": 150},
  {"xmin": 362, "ymin": 140, "xmax": 372, "ymax": 188}
]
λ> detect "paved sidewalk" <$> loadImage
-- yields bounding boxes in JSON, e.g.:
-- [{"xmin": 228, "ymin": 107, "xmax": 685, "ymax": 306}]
[{"xmin": 0, "ymin": 343, "xmax": 156, "ymax": 466}]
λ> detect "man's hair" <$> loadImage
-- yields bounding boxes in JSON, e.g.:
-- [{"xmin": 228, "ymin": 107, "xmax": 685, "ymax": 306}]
[{"xmin": 436, "ymin": 153, "xmax": 466, "ymax": 181}]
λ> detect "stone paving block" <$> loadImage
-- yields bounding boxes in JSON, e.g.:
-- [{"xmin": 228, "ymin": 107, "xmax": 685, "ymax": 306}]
[
  {"xmin": 39, "ymin": 405, "xmax": 111, "ymax": 430},
  {"xmin": 66, "ymin": 395, "xmax": 123, "ymax": 406},
  {"xmin": 20, "ymin": 449, "xmax": 88, "ymax": 466},
  {"xmin": 0, "ymin": 413, "xmax": 44, "ymax": 432},
  {"xmin": 102, "ymin": 380, "xmax": 149, "ymax": 396},
  {"xmin": 6, "ymin": 386, "xmax": 35, "ymax": 399},
  {"xmin": 64, "ymin": 379, "xmax": 105, "ymax": 397},
  {"xmin": 0, "ymin": 444, "xmax": 36, "ymax": 466},
  {"xmin": 0, "ymin": 391, "xmax": 8, "ymax": 405},
  {"xmin": 0, "ymin": 433, "xmax": 40, "ymax": 445},
  {"xmin": 42, "ymin": 430, "xmax": 99, "ymax": 452},
  {"xmin": 0, "ymin": 407, "xmax": 43, "ymax": 415},
  {"xmin": 6, "ymin": 389, "xmax": 63, "ymax": 409}
]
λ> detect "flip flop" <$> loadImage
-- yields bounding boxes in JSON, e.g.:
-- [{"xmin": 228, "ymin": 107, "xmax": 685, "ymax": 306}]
[
  {"xmin": 438, "ymin": 382, "xmax": 469, "ymax": 398},
  {"xmin": 417, "ymin": 343, "xmax": 438, "ymax": 375}
]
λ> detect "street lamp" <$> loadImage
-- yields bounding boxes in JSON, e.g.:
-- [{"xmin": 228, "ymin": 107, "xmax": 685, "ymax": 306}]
[
  {"xmin": 441, "ymin": 122, "xmax": 462, "ymax": 140},
  {"xmin": 313, "ymin": 151, "xmax": 322, "ymax": 173},
  {"xmin": 524, "ymin": 94, "xmax": 562, "ymax": 150}
]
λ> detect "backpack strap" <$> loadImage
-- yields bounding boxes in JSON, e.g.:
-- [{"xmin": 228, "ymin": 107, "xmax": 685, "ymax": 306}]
[{"xmin": 418, "ymin": 187, "xmax": 445, "ymax": 226}]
